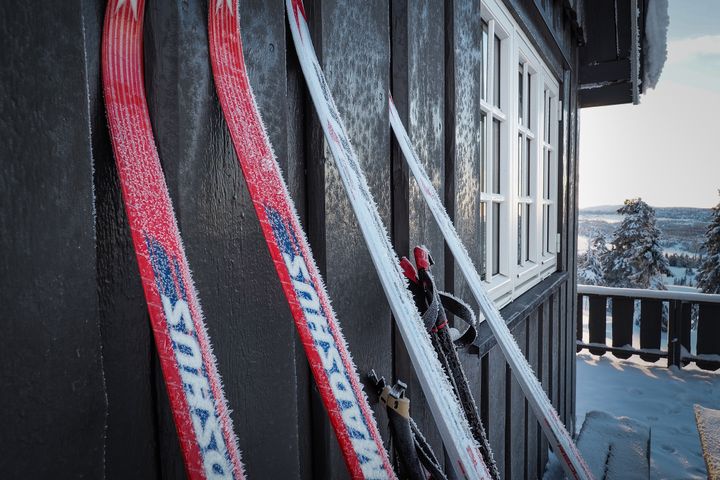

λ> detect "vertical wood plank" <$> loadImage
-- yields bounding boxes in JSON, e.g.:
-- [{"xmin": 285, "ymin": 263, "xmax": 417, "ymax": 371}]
[
  {"xmin": 558, "ymin": 283, "xmax": 567, "ymax": 425},
  {"xmin": 80, "ymin": 1, "xmax": 162, "ymax": 477},
  {"xmin": 299, "ymin": 2, "xmax": 335, "ymax": 475},
  {"xmin": 565, "ymin": 284, "xmax": 575, "ymax": 431},
  {"xmin": 697, "ymin": 303, "xmax": 720, "ymax": 371},
  {"xmin": 319, "ymin": 1, "xmax": 393, "ymax": 475},
  {"xmin": 144, "ymin": 1, "xmax": 301, "ymax": 477},
  {"xmin": 488, "ymin": 345, "xmax": 507, "ymax": 479},
  {"xmin": 551, "ymin": 293, "xmax": 560, "ymax": 409},
  {"xmin": 407, "ymin": 0, "xmax": 446, "ymax": 277},
  {"xmin": 481, "ymin": 352, "xmax": 491, "ymax": 456},
  {"xmin": 681, "ymin": 302, "xmax": 693, "ymax": 364},
  {"xmin": 510, "ymin": 322, "xmax": 528, "ymax": 480},
  {"xmin": 448, "ymin": 0, "xmax": 485, "ymax": 315},
  {"xmin": 539, "ymin": 300, "xmax": 550, "ymax": 471},
  {"xmin": 0, "ymin": 1, "xmax": 107, "ymax": 477},
  {"xmin": 576, "ymin": 294, "xmax": 583, "ymax": 350},
  {"xmin": 612, "ymin": 297, "xmax": 634, "ymax": 359},
  {"xmin": 526, "ymin": 311, "xmax": 540, "ymax": 480},
  {"xmin": 639, "ymin": 299, "xmax": 662, "ymax": 363},
  {"xmin": 587, "ymin": 295, "xmax": 606, "ymax": 355},
  {"xmin": 667, "ymin": 300, "xmax": 681, "ymax": 367},
  {"xmin": 285, "ymin": 11, "xmax": 313, "ymax": 478},
  {"xmin": 391, "ymin": 0, "xmax": 446, "ymax": 465},
  {"xmin": 566, "ymin": 61, "xmax": 579, "ymax": 435}
]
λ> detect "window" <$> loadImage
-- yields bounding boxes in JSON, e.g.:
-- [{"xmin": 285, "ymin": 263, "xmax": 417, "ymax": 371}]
[
  {"xmin": 516, "ymin": 60, "xmax": 534, "ymax": 270},
  {"xmin": 478, "ymin": 16, "xmax": 508, "ymax": 286},
  {"xmin": 478, "ymin": 0, "xmax": 560, "ymax": 306}
]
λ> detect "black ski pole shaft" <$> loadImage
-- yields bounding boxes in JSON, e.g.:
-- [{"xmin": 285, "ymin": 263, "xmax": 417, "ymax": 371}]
[{"xmin": 434, "ymin": 326, "xmax": 499, "ymax": 479}]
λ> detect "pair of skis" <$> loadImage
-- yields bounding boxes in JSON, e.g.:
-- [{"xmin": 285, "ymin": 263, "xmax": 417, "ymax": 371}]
[{"xmin": 104, "ymin": 0, "xmax": 393, "ymax": 478}]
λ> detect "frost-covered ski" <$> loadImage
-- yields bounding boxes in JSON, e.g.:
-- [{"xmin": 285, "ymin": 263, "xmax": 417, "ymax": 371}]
[
  {"xmin": 389, "ymin": 98, "xmax": 594, "ymax": 480},
  {"xmin": 286, "ymin": 2, "xmax": 490, "ymax": 478},
  {"xmin": 208, "ymin": 2, "xmax": 394, "ymax": 479},
  {"xmin": 101, "ymin": 1, "xmax": 245, "ymax": 478}
]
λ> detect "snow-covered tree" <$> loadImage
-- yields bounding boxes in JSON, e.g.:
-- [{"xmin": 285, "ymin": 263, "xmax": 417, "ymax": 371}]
[
  {"xmin": 578, "ymin": 232, "xmax": 607, "ymax": 285},
  {"xmin": 602, "ymin": 198, "xmax": 671, "ymax": 289},
  {"xmin": 696, "ymin": 192, "xmax": 720, "ymax": 294}
]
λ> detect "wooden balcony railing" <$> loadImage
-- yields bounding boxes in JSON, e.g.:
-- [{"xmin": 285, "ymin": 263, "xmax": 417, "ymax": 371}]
[{"xmin": 576, "ymin": 285, "xmax": 720, "ymax": 371}]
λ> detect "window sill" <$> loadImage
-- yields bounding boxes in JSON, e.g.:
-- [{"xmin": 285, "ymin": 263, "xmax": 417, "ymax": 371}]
[{"xmin": 471, "ymin": 270, "xmax": 569, "ymax": 357}]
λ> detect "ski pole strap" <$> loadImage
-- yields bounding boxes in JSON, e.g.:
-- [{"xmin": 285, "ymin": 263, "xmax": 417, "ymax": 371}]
[
  {"xmin": 437, "ymin": 291, "xmax": 477, "ymax": 348},
  {"xmin": 402, "ymin": 248, "xmax": 477, "ymax": 349},
  {"xmin": 420, "ymin": 292, "xmax": 442, "ymax": 334}
]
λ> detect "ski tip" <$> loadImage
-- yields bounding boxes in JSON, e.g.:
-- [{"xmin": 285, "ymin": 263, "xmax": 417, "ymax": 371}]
[
  {"xmin": 289, "ymin": 0, "xmax": 306, "ymax": 41},
  {"xmin": 214, "ymin": 0, "xmax": 235, "ymax": 15},
  {"xmin": 114, "ymin": 0, "xmax": 141, "ymax": 21}
]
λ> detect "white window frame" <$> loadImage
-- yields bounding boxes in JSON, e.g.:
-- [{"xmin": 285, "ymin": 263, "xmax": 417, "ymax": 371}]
[
  {"xmin": 479, "ymin": 9, "xmax": 513, "ymax": 303},
  {"xmin": 480, "ymin": 0, "xmax": 560, "ymax": 307}
]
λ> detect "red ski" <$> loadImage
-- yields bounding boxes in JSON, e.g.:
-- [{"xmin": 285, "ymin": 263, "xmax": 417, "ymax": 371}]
[
  {"xmin": 208, "ymin": 2, "xmax": 394, "ymax": 479},
  {"xmin": 102, "ymin": 1, "xmax": 245, "ymax": 478}
]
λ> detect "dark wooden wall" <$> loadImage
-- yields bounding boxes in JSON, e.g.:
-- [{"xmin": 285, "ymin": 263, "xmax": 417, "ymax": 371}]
[{"xmin": 0, "ymin": 0, "xmax": 582, "ymax": 478}]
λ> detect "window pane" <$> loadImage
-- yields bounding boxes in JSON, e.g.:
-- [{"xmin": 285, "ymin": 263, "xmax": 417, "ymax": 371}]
[
  {"xmin": 527, "ymin": 74, "xmax": 532, "ymax": 129},
  {"xmin": 526, "ymin": 137, "xmax": 531, "ymax": 195},
  {"xmin": 493, "ymin": 118, "xmax": 501, "ymax": 194},
  {"xmin": 525, "ymin": 204, "xmax": 531, "ymax": 262},
  {"xmin": 545, "ymin": 205, "xmax": 551, "ymax": 254},
  {"xmin": 482, "ymin": 22, "xmax": 489, "ymax": 101},
  {"xmin": 517, "ymin": 203, "xmax": 523, "ymax": 265},
  {"xmin": 494, "ymin": 35, "xmax": 501, "ymax": 108},
  {"xmin": 542, "ymin": 205, "xmax": 548, "ymax": 254},
  {"xmin": 518, "ymin": 64, "xmax": 523, "ymax": 125},
  {"xmin": 493, "ymin": 203, "xmax": 500, "ymax": 275},
  {"xmin": 480, "ymin": 112, "xmax": 486, "ymax": 190},
  {"xmin": 480, "ymin": 202, "xmax": 487, "ymax": 280},
  {"xmin": 544, "ymin": 90, "xmax": 550, "ymax": 143},
  {"xmin": 544, "ymin": 149, "xmax": 550, "ymax": 200},
  {"xmin": 517, "ymin": 133, "xmax": 523, "ymax": 195}
]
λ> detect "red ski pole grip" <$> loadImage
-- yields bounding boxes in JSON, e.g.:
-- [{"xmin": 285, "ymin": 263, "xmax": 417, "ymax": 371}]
[
  {"xmin": 413, "ymin": 246, "xmax": 432, "ymax": 271},
  {"xmin": 399, "ymin": 257, "xmax": 418, "ymax": 284}
]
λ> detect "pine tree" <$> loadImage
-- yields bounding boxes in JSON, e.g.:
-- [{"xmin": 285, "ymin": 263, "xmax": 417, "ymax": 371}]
[
  {"xmin": 578, "ymin": 232, "xmax": 607, "ymax": 285},
  {"xmin": 602, "ymin": 198, "xmax": 671, "ymax": 289},
  {"xmin": 696, "ymin": 192, "xmax": 720, "ymax": 294}
]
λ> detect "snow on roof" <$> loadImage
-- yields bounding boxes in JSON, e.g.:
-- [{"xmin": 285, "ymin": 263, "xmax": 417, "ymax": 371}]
[{"xmin": 643, "ymin": 0, "xmax": 670, "ymax": 92}]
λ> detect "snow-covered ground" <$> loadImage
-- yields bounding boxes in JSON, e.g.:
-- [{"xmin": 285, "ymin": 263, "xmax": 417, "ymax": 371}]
[
  {"xmin": 545, "ymin": 353, "xmax": 719, "ymax": 479},
  {"xmin": 545, "ymin": 307, "xmax": 719, "ymax": 479},
  {"xmin": 574, "ymin": 352, "xmax": 719, "ymax": 479}
]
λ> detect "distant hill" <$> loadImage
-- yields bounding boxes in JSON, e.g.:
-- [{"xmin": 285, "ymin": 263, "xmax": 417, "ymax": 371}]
[
  {"xmin": 579, "ymin": 205, "xmax": 712, "ymax": 255},
  {"xmin": 580, "ymin": 205, "xmax": 712, "ymax": 222},
  {"xmin": 580, "ymin": 205, "xmax": 623, "ymax": 213}
]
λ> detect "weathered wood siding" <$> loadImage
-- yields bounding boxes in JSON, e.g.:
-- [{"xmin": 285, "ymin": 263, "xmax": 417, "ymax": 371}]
[{"xmin": 0, "ymin": 0, "xmax": 582, "ymax": 478}]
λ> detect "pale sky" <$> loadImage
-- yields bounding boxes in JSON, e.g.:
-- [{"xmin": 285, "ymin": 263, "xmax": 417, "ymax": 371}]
[{"xmin": 579, "ymin": 0, "xmax": 720, "ymax": 209}]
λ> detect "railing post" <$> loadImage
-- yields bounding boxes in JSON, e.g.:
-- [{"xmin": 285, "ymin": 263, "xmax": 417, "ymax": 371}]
[
  {"xmin": 667, "ymin": 300, "xmax": 681, "ymax": 368},
  {"xmin": 588, "ymin": 295, "xmax": 607, "ymax": 355},
  {"xmin": 576, "ymin": 293, "xmax": 583, "ymax": 353}
]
